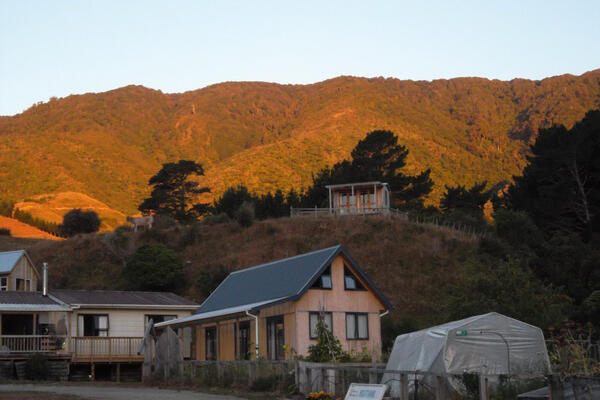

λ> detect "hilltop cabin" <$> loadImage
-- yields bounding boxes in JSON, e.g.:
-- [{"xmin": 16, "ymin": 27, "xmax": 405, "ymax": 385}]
[
  {"xmin": 290, "ymin": 181, "xmax": 392, "ymax": 217},
  {"xmin": 156, "ymin": 245, "xmax": 392, "ymax": 362},
  {"xmin": 0, "ymin": 249, "xmax": 197, "ymax": 380}
]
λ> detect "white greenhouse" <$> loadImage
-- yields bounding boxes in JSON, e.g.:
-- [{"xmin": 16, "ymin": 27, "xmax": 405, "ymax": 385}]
[{"xmin": 383, "ymin": 312, "xmax": 551, "ymax": 395}]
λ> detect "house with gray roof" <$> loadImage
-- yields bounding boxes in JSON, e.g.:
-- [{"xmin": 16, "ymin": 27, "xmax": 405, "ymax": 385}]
[
  {"xmin": 156, "ymin": 244, "xmax": 392, "ymax": 361},
  {"xmin": 0, "ymin": 249, "xmax": 197, "ymax": 374}
]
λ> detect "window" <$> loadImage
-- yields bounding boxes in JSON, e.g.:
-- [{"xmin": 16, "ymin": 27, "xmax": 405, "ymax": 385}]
[
  {"xmin": 309, "ymin": 312, "xmax": 333, "ymax": 339},
  {"xmin": 145, "ymin": 315, "xmax": 176, "ymax": 327},
  {"xmin": 370, "ymin": 192, "xmax": 376, "ymax": 203},
  {"xmin": 360, "ymin": 193, "xmax": 368, "ymax": 204},
  {"xmin": 238, "ymin": 321, "xmax": 251, "ymax": 360},
  {"xmin": 267, "ymin": 316, "xmax": 285, "ymax": 360},
  {"xmin": 16, "ymin": 278, "xmax": 25, "ymax": 291},
  {"xmin": 0, "ymin": 277, "xmax": 7, "ymax": 291},
  {"xmin": 25, "ymin": 279, "xmax": 31, "ymax": 291},
  {"xmin": 344, "ymin": 266, "xmax": 366, "ymax": 291},
  {"xmin": 205, "ymin": 326, "xmax": 217, "ymax": 360},
  {"xmin": 311, "ymin": 265, "xmax": 332, "ymax": 289},
  {"xmin": 78, "ymin": 314, "xmax": 109, "ymax": 337},
  {"xmin": 340, "ymin": 193, "xmax": 347, "ymax": 206},
  {"xmin": 346, "ymin": 313, "xmax": 368, "ymax": 340}
]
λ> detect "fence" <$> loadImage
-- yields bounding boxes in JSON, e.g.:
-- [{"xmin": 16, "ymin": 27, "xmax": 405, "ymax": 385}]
[{"xmin": 181, "ymin": 360, "xmax": 295, "ymax": 391}]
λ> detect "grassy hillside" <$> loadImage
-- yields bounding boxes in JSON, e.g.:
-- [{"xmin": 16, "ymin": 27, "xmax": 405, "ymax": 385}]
[
  {"xmin": 1, "ymin": 71, "xmax": 599, "ymax": 214},
  {"xmin": 0, "ymin": 216, "xmax": 61, "ymax": 240},
  {"xmin": 15, "ymin": 192, "xmax": 126, "ymax": 232},
  {"xmin": 0, "ymin": 216, "xmax": 478, "ymax": 328}
]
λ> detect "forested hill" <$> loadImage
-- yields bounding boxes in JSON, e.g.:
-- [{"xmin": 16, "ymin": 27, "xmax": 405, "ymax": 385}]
[{"xmin": 1, "ymin": 70, "xmax": 599, "ymax": 214}]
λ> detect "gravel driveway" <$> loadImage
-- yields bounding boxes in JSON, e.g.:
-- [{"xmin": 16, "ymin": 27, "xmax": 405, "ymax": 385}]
[{"xmin": 0, "ymin": 383, "xmax": 248, "ymax": 400}]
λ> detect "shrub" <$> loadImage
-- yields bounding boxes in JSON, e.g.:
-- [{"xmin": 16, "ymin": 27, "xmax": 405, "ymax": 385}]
[
  {"xmin": 0, "ymin": 228, "xmax": 10, "ymax": 236},
  {"xmin": 58, "ymin": 209, "xmax": 101, "ymax": 237},
  {"xmin": 201, "ymin": 213, "xmax": 231, "ymax": 226},
  {"xmin": 123, "ymin": 244, "xmax": 183, "ymax": 291},
  {"xmin": 25, "ymin": 353, "xmax": 49, "ymax": 380},
  {"xmin": 235, "ymin": 201, "xmax": 255, "ymax": 227}
]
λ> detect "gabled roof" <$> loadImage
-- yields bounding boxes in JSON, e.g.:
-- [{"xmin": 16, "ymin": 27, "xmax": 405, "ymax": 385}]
[
  {"xmin": 49, "ymin": 289, "xmax": 198, "ymax": 309},
  {"xmin": 0, "ymin": 291, "xmax": 70, "ymax": 312},
  {"xmin": 197, "ymin": 244, "xmax": 392, "ymax": 314},
  {"xmin": 0, "ymin": 250, "xmax": 39, "ymax": 277}
]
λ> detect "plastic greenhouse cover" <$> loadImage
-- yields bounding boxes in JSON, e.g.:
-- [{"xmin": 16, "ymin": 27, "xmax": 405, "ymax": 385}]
[{"xmin": 384, "ymin": 312, "xmax": 551, "ymax": 378}]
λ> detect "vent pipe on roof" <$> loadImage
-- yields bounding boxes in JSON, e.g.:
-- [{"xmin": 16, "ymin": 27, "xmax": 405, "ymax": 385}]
[{"xmin": 42, "ymin": 262, "xmax": 48, "ymax": 296}]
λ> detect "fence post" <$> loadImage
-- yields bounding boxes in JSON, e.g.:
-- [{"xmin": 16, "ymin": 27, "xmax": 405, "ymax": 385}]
[
  {"xmin": 436, "ymin": 375, "xmax": 446, "ymax": 400},
  {"xmin": 400, "ymin": 373, "xmax": 408, "ymax": 400},
  {"xmin": 478, "ymin": 374, "xmax": 488, "ymax": 400}
]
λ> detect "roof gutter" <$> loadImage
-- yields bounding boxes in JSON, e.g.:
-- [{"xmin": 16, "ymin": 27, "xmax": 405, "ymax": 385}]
[
  {"xmin": 59, "ymin": 303, "xmax": 198, "ymax": 310},
  {"xmin": 246, "ymin": 310, "xmax": 260, "ymax": 359}
]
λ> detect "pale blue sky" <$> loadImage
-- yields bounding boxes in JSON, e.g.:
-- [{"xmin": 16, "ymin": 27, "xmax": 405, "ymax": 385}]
[{"xmin": 1, "ymin": 0, "xmax": 599, "ymax": 116}]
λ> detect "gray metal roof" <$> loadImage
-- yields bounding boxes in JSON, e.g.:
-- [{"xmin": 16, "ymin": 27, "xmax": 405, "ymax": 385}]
[
  {"xmin": 195, "ymin": 244, "xmax": 392, "ymax": 315},
  {"xmin": 0, "ymin": 250, "xmax": 26, "ymax": 274},
  {"xmin": 49, "ymin": 289, "xmax": 197, "ymax": 308},
  {"xmin": 0, "ymin": 291, "xmax": 70, "ymax": 311}
]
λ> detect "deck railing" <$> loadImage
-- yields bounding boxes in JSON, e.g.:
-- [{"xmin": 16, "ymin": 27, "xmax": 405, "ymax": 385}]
[
  {"xmin": 0, "ymin": 335, "xmax": 67, "ymax": 353},
  {"xmin": 0, "ymin": 335, "xmax": 143, "ymax": 360},
  {"xmin": 290, "ymin": 206, "xmax": 407, "ymax": 218}
]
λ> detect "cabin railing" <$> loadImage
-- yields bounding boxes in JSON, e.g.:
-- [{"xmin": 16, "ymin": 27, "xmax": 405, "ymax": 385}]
[
  {"xmin": 0, "ymin": 335, "xmax": 143, "ymax": 360},
  {"xmin": 290, "ymin": 206, "xmax": 407, "ymax": 218}
]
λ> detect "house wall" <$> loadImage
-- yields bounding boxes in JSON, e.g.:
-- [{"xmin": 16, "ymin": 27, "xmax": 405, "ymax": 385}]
[
  {"xmin": 69, "ymin": 308, "xmax": 193, "ymax": 337},
  {"xmin": 294, "ymin": 254, "xmax": 385, "ymax": 359},
  {"xmin": 332, "ymin": 186, "xmax": 386, "ymax": 210},
  {"xmin": 5, "ymin": 255, "xmax": 38, "ymax": 291}
]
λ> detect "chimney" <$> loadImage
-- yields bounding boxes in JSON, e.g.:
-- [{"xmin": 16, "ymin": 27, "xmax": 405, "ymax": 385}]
[{"xmin": 42, "ymin": 262, "xmax": 48, "ymax": 296}]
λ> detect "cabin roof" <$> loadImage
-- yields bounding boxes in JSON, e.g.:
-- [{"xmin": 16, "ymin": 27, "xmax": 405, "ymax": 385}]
[
  {"xmin": 325, "ymin": 181, "xmax": 388, "ymax": 190},
  {"xmin": 194, "ymin": 244, "xmax": 392, "ymax": 315},
  {"xmin": 0, "ymin": 250, "xmax": 38, "ymax": 276},
  {"xmin": 49, "ymin": 289, "xmax": 198, "ymax": 308}
]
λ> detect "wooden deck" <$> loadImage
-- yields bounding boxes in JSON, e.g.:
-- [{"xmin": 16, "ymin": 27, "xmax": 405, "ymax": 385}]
[{"xmin": 0, "ymin": 335, "xmax": 143, "ymax": 362}]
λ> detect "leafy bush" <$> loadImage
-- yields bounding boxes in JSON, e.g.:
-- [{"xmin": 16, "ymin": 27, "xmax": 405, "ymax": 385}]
[
  {"xmin": 58, "ymin": 208, "xmax": 101, "ymax": 237},
  {"xmin": 25, "ymin": 354, "xmax": 49, "ymax": 380},
  {"xmin": 0, "ymin": 199, "xmax": 15, "ymax": 217},
  {"xmin": 0, "ymin": 228, "xmax": 10, "ymax": 236},
  {"xmin": 123, "ymin": 244, "xmax": 183, "ymax": 291},
  {"xmin": 307, "ymin": 317, "xmax": 347, "ymax": 362},
  {"xmin": 201, "ymin": 213, "xmax": 231, "ymax": 225},
  {"xmin": 235, "ymin": 202, "xmax": 255, "ymax": 227}
]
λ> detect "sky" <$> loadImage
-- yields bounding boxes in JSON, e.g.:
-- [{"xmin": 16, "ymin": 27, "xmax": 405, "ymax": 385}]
[{"xmin": 1, "ymin": 0, "xmax": 599, "ymax": 116}]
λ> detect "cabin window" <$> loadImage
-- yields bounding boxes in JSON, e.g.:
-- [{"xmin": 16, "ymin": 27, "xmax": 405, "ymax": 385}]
[
  {"xmin": 346, "ymin": 313, "xmax": 369, "ymax": 340},
  {"xmin": 16, "ymin": 278, "xmax": 25, "ymax": 291},
  {"xmin": 311, "ymin": 265, "xmax": 332, "ymax": 289},
  {"xmin": 370, "ymin": 192, "xmax": 376, "ymax": 203},
  {"xmin": 0, "ymin": 277, "xmax": 7, "ymax": 291},
  {"xmin": 145, "ymin": 315, "xmax": 176, "ymax": 327},
  {"xmin": 238, "ymin": 321, "xmax": 251, "ymax": 360},
  {"xmin": 78, "ymin": 314, "xmax": 109, "ymax": 337},
  {"xmin": 344, "ymin": 266, "xmax": 366, "ymax": 291},
  {"xmin": 360, "ymin": 193, "xmax": 368, "ymax": 205},
  {"xmin": 340, "ymin": 193, "xmax": 347, "ymax": 206},
  {"xmin": 205, "ymin": 326, "xmax": 217, "ymax": 360},
  {"xmin": 309, "ymin": 312, "xmax": 333, "ymax": 339},
  {"xmin": 25, "ymin": 279, "xmax": 31, "ymax": 291},
  {"xmin": 267, "ymin": 316, "xmax": 285, "ymax": 360}
]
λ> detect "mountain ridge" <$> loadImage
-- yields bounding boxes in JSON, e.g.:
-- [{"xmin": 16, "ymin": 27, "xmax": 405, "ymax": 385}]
[{"xmin": 1, "ymin": 70, "xmax": 599, "ymax": 215}]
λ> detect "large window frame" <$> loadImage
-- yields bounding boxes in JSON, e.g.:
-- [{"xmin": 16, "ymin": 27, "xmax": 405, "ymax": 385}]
[
  {"xmin": 237, "ymin": 321, "xmax": 251, "ymax": 360},
  {"xmin": 346, "ymin": 313, "xmax": 369, "ymax": 340},
  {"xmin": 266, "ymin": 315, "xmax": 285, "ymax": 360},
  {"xmin": 205, "ymin": 326, "xmax": 217, "ymax": 361},
  {"xmin": 309, "ymin": 312, "xmax": 333, "ymax": 340},
  {"xmin": 78, "ymin": 314, "xmax": 109, "ymax": 337}
]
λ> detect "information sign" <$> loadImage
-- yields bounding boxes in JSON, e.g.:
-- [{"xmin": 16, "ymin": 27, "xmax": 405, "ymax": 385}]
[{"xmin": 344, "ymin": 383, "xmax": 388, "ymax": 400}]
